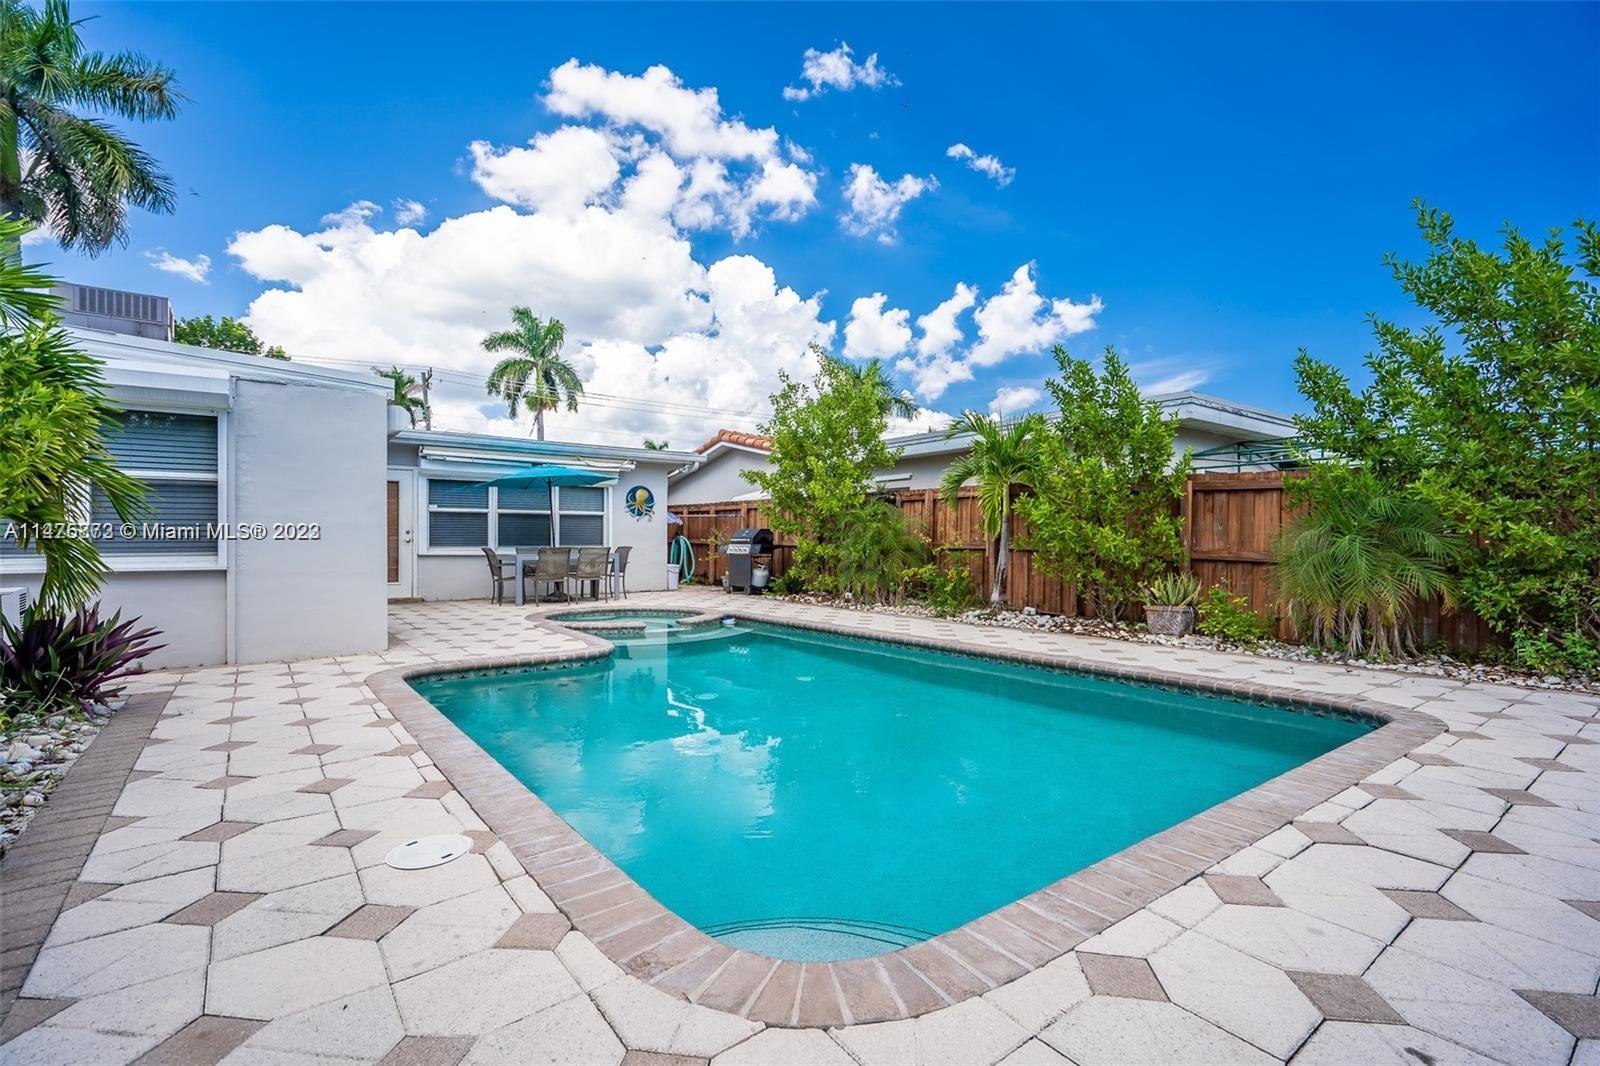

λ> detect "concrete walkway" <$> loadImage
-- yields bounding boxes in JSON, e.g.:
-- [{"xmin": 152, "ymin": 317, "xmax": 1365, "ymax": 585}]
[{"xmin": 0, "ymin": 593, "xmax": 1595, "ymax": 1065}]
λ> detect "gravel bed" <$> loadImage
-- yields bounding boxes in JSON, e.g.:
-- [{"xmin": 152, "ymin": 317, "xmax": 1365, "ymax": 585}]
[
  {"xmin": 0, "ymin": 701, "xmax": 116, "ymax": 855},
  {"xmin": 778, "ymin": 594, "xmax": 1600, "ymax": 694}
]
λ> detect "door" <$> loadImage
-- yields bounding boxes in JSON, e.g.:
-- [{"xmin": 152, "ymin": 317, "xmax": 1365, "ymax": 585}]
[{"xmin": 385, "ymin": 471, "xmax": 416, "ymax": 599}]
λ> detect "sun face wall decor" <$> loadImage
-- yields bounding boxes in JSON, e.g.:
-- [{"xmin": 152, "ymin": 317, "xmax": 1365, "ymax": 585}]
[{"xmin": 624, "ymin": 485, "xmax": 656, "ymax": 519}]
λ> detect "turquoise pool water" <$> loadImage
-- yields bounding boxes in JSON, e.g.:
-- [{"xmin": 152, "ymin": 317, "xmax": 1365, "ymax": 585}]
[
  {"xmin": 412, "ymin": 621, "xmax": 1369, "ymax": 961},
  {"xmin": 549, "ymin": 610, "xmax": 689, "ymax": 633}
]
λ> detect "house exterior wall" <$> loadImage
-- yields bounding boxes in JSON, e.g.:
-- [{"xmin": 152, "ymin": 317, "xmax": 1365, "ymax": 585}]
[
  {"xmin": 230, "ymin": 378, "xmax": 389, "ymax": 662},
  {"xmin": 669, "ymin": 450, "xmax": 773, "ymax": 504},
  {"xmin": 5, "ymin": 571, "xmax": 228, "ymax": 670}
]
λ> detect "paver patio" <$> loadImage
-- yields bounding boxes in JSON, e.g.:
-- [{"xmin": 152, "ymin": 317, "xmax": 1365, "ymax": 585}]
[{"xmin": 0, "ymin": 592, "xmax": 1596, "ymax": 1065}]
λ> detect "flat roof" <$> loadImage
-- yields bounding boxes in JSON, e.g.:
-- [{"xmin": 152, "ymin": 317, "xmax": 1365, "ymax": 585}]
[{"xmin": 390, "ymin": 428, "xmax": 703, "ymax": 467}]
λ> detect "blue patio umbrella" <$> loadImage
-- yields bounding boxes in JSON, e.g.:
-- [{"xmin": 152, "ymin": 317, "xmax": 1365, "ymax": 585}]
[{"xmin": 483, "ymin": 465, "xmax": 615, "ymax": 547}]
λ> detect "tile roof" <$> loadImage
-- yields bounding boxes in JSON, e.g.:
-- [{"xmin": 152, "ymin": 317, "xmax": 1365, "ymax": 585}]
[{"xmin": 694, "ymin": 429, "xmax": 773, "ymax": 454}]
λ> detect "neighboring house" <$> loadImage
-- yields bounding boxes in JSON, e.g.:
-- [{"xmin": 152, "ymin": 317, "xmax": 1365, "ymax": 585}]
[
  {"xmin": 671, "ymin": 392, "xmax": 1300, "ymax": 501},
  {"xmin": 0, "ymin": 293, "xmax": 705, "ymax": 669},
  {"xmin": 668, "ymin": 429, "xmax": 775, "ymax": 505}
]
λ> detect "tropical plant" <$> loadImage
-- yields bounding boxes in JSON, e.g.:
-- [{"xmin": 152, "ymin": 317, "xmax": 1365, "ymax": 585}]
[
  {"xmin": 744, "ymin": 345, "xmax": 903, "ymax": 591},
  {"xmin": 0, "ymin": 216, "xmax": 51, "ymax": 323},
  {"xmin": 0, "ymin": 0, "xmax": 183, "ymax": 254},
  {"xmin": 373, "ymin": 365, "xmax": 428, "ymax": 427},
  {"xmin": 1195, "ymin": 585, "xmax": 1272, "ymax": 645},
  {"xmin": 482, "ymin": 307, "xmax": 582, "ymax": 440},
  {"xmin": 821, "ymin": 351, "xmax": 918, "ymax": 420},
  {"xmin": 1017, "ymin": 346, "xmax": 1190, "ymax": 621},
  {"xmin": 940, "ymin": 411, "xmax": 1043, "ymax": 605},
  {"xmin": 175, "ymin": 315, "xmax": 286, "ymax": 359},
  {"xmin": 900, "ymin": 557, "xmax": 978, "ymax": 617},
  {"xmin": 0, "ymin": 245, "xmax": 143, "ymax": 614},
  {"xmin": 1274, "ymin": 466, "xmax": 1464, "ymax": 659},
  {"xmin": 1146, "ymin": 572, "xmax": 1201, "ymax": 608},
  {"xmin": 835, "ymin": 500, "xmax": 927, "ymax": 603},
  {"xmin": 643, "ymin": 438, "xmax": 669, "ymax": 450},
  {"xmin": 0, "ymin": 605, "xmax": 161, "ymax": 715},
  {"xmin": 1295, "ymin": 202, "xmax": 1599, "ymax": 669}
]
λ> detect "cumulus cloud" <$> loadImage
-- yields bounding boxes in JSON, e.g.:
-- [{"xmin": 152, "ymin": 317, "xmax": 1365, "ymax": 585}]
[
  {"xmin": 783, "ymin": 43, "xmax": 898, "ymax": 102},
  {"xmin": 840, "ymin": 164, "xmax": 932, "ymax": 243},
  {"xmin": 969, "ymin": 264, "xmax": 1101, "ymax": 367},
  {"xmin": 987, "ymin": 385, "xmax": 1043, "ymax": 417},
  {"xmin": 843, "ymin": 292, "xmax": 912, "ymax": 360},
  {"xmin": 145, "ymin": 249, "xmax": 212, "ymax": 284},
  {"xmin": 393, "ymin": 199, "xmax": 428, "ymax": 226},
  {"xmin": 946, "ymin": 143, "xmax": 1015, "ymax": 186},
  {"xmin": 547, "ymin": 59, "xmax": 780, "ymax": 162},
  {"xmin": 469, "ymin": 126, "xmax": 620, "ymax": 212},
  {"xmin": 895, "ymin": 267, "xmax": 1101, "ymax": 401}
]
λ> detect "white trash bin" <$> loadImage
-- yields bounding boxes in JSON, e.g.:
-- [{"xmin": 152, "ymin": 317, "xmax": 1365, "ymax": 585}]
[{"xmin": 666, "ymin": 563, "xmax": 680, "ymax": 591}]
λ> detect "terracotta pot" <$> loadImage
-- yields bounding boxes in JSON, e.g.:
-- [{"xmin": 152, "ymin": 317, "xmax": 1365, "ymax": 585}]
[{"xmin": 1144, "ymin": 605, "xmax": 1195, "ymax": 637}]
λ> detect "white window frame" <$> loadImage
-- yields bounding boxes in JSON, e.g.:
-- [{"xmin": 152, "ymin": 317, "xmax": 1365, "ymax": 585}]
[
  {"xmin": 418, "ymin": 477, "xmax": 612, "ymax": 555},
  {"xmin": 422, "ymin": 477, "xmax": 491, "ymax": 554},
  {"xmin": 2, "ymin": 405, "xmax": 227, "ymax": 574}
]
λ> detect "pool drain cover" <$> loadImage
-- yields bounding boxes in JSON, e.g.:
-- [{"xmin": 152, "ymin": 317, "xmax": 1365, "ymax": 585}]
[{"xmin": 385, "ymin": 834, "xmax": 472, "ymax": 870}]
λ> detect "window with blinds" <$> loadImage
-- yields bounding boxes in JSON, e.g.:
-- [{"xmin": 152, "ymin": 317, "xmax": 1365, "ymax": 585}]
[
  {"xmin": 100, "ymin": 412, "xmax": 221, "ymax": 556},
  {"xmin": 424, "ymin": 478, "xmax": 607, "ymax": 550}
]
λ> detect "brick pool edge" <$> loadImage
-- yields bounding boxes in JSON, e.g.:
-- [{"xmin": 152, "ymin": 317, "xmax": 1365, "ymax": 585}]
[{"xmin": 365, "ymin": 610, "xmax": 1445, "ymax": 1029}]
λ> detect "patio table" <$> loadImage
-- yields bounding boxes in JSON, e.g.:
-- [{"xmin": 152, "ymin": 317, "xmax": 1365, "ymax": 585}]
[{"xmin": 499, "ymin": 548, "xmax": 616, "ymax": 606}]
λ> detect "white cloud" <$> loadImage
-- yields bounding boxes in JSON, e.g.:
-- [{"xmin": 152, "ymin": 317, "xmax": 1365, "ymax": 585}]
[
  {"xmin": 469, "ymin": 126, "xmax": 620, "ymax": 213},
  {"xmin": 896, "ymin": 268, "xmax": 1101, "ymax": 401},
  {"xmin": 840, "ymin": 164, "xmax": 932, "ymax": 244},
  {"xmin": 783, "ymin": 43, "xmax": 898, "ymax": 102},
  {"xmin": 913, "ymin": 282, "xmax": 976, "ymax": 359},
  {"xmin": 321, "ymin": 200, "xmax": 382, "ymax": 227},
  {"xmin": 987, "ymin": 385, "xmax": 1043, "ymax": 417},
  {"xmin": 946, "ymin": 143, "xmax": 1015, "ymax": 186},
  {"xmin": 145, "ymin": 249, "xmax": 212, "ymax": 284},
  {"xmin": 1129, "ymin": 357, "xmax": 1212, "ymax": 395},
  {"xmin": 393, "ymin": 199, "xmax": 428, "ymax": 226},
  {"xmin": 969, "ymin": 264, "xmax": 1101, "ymax": 367},
  {"xmin": 843, "ymin": 292, "xmax": 912, "ymax": 360},
  {"xmin": 546, "ymin": 59, "xmax": 780, "ymax": 162}
]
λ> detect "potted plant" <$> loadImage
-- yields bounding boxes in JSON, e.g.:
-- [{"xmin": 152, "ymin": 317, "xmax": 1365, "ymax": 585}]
[{"xmin": 1144, "ymin": 573, "xmax": 1201, "ymax": 637}]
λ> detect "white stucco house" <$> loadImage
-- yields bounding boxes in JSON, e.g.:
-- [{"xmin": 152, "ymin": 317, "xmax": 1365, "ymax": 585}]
[
  {"xmin": 668, "ymin": 392, "xmax": 1299, "ymax": 504},
  {"xmin": 0, "ymin": 322, "xmax": 702, "ymax": 669}
]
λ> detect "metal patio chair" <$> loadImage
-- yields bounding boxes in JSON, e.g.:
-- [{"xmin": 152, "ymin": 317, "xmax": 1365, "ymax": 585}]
[
  {"xmin": 481, "ymin": 546, "xmax": 517, "ymax": 604},
  {"xmin": 573, "ymin": 547, "xmax": 611, "ymax": 602},
  {"xmin": 529, "ymin": 547, "xmax": 573, "ymax": 604},
  {"xmin": 608, "ymin": 545, "xmax": 632, "ymax": 599}
]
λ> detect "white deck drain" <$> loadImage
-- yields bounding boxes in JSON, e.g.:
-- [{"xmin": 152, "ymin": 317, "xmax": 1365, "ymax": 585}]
[{"xmin": 385, "ymin": 834, "xmax": 472, "ymax": 870}]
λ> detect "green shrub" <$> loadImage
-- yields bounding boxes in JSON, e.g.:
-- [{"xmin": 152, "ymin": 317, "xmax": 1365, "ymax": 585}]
[
  {"xmin": 1145, "ymin": 572, "xmax": 1200, "ymax": 608},
  {"xmin": 1511, "ymin": 627, "xmax": 1599, "ymax": 677},
  {"xmin": 900, "ymin": 560, "xmax": 978, "ymax": 617},
  {"xmin": 1196, "ymin": 585, "xmax": 1272, "ymax": 644},
  {"xmin": 769, "ymin": 570, "xmax": 805, "ymax": 597},
  {"xmin": 835, "ymin": 501, "xmax": 927, "ymax": 603}
]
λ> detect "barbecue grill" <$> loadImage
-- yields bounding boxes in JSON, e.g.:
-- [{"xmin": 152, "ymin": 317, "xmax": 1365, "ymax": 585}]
[{"xmin": 724, "ymin": 528, "xmax": 774, "ymax": 595}]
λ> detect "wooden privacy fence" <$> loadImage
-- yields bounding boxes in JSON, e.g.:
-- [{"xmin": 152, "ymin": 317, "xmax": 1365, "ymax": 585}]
[{"xmin": 671, "ymin": 471, "xmax": 1491, "ymax": 654}]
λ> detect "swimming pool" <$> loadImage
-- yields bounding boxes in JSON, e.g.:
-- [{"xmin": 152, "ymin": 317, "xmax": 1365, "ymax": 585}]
[
  {"xmin": 546, "ymin": 608, "xmax": 693, "ymax": 634},
  {"xmin": 411, "ymin": 620, "xmax": 1370, "ymax": 961}
]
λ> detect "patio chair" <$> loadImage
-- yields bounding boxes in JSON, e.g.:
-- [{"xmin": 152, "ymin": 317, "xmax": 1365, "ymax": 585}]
[
  {"xmin": 480, "ymin": 546, "xmax": 517, "ymax": 605},
  {"xmin": 529, "ymin": 547, "xmax": 573, "ymax": 604},
  {"xmin": 609, "ymin": 545, "xmax": 632, "ymax": 599},
  {"xmin": 573, "ymin": 547, "xmax": 611, "ymax": 602}
]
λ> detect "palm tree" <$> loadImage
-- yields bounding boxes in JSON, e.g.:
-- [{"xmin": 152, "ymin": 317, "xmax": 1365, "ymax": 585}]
[
  {"xmin": 0, "ymin": 0, "xmax": 183, "ymax": 255},
  {"xmin": 818, "ymin": 346, "xmax": 918, "ymax": 420},
  {"xmin": 941, "ymin": 411, "xmax": 1044, "ymax": 605},
  {"xmin": 642, "ymin": 438, "xmax": 668, "ymax": 450},
  {"xmin": 373, "ymin": 365, "xmax": 428, "ymax": 428},
  {"xmin": 481, "ymin": 307, "xmax": 582, "ymax": 441},
  {"xmin": 1274, "ymin": 466, "xmax": 1463, "ymax": 659}
]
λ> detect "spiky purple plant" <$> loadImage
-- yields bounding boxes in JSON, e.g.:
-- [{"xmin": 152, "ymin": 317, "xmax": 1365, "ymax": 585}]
[{"xmin": 0, "ymin": 606, "xmax": 165, "ymax": 717}]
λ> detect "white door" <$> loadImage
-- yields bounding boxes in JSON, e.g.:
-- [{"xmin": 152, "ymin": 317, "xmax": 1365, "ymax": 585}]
[{"xmin": 385, "ymin": 471, "xmax": 416, "ymax": 599}]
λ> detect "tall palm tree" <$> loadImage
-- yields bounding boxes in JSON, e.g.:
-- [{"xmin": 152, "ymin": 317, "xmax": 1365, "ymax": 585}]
[
  {"xmin": 818, "ymin": 346, "xmax": 918, "ymax": 420},
  {"xmin": 481, "ymin": 307, "xmax": 582, "ymax": 441},
  {"xmin": 0, "ymin": 0, "xmax": 183, "ymax": 255},
  {"xmin": 373, "ymin": 365, "xmax": 428, "ymax": 428},
  {"xmin": 941, "ymin": 411, "xmax": 1044, "ymax": 605}
]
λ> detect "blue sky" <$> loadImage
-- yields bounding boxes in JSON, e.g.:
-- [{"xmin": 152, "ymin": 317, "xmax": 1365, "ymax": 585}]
[{"xmin": 62, "ymin": 2, "xmax": 1600, "ymax": 445}]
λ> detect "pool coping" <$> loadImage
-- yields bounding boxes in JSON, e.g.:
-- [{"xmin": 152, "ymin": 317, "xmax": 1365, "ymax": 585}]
[{"xmin": 366, "ymin": 607, "xmax": 1445, "ymax": 1029}]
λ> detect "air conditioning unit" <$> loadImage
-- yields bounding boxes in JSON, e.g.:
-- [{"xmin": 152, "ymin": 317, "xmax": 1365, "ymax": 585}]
[{"xmin": 1, "ymin": 586, "xmax": 28, "ymax": 629}]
